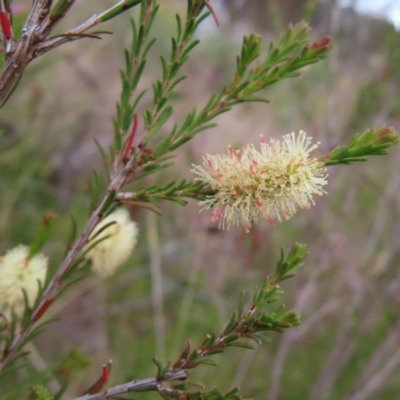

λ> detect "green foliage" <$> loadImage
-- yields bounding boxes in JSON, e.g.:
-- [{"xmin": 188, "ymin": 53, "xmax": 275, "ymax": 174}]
[
  {"xmin": 112, "ymin": 16, "xmax": 336, "ymax": 213},
  {"xmin": 324, "ymin": 126, "xmax": 399, "ymax": 166},
  {"xmin": 118, "ymin": 179, "xmax": 214, "ymax": 208},
  {"xmin": 90, "ymin": 0, "xmax": 142, "ymax": 24},
  {"xmin": 146, "ymin": 244, "xmax": 305, "ymax": 398},
  {"xmin": 26, "ymin": 385, "xmax": 54, "ymax": 400},
  {"xmin": 29, "ymin": 212, "xmax": 57, "ymax": 258},
  {"xmin": 160, "ymin": 22, "xmax": 333, "ymax": 155},
  {"xmin": 232, "ymin": 23, "xmax": 332, "ymax": 99},
  {"xmin": 0, "ymin": 1, "xmax": 399, "ymax": 399},
  {"xmin": 114, "ymin": 2, "xmax": 160, "ymax": 143}
]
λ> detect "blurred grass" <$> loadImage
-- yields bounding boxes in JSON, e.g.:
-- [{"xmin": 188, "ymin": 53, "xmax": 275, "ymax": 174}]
[{"xmin": 1, "ymin": 1, "xmax": 400, "ymax": 399}]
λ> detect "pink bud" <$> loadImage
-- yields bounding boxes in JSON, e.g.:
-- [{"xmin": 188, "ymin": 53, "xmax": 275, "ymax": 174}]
[{"xmin": 311, "ymin": 35, "xmax": 333, "ymax": 51}]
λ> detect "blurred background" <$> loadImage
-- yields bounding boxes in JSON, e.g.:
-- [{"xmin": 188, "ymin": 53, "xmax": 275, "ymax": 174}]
[{"xmin": 1, "ymin": 1, "xmax": 400, "ymax": 399}]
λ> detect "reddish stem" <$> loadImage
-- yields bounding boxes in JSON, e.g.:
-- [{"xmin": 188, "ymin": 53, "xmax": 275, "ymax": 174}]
[
  {"xmin": 32, "ymin": 298, "xmax": 55, "ymax": 322},
  {"xmin": 204, "ymin": 0, "xmax": 220, "ymax": 27},
  {"xmin": 0, "ymin": 11, "xmax": 12, "ymax": 40},
  {"xmin": 122, "ymin": 113, "xmax": 139, "ymax": 164},
  {"xmin": 90, "ymin": 364, "xmax": 110, "ymax": 394}
]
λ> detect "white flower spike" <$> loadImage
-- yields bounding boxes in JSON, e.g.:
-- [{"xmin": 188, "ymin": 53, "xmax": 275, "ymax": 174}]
[
  {"xmin": 0, "ymin": 245, "xmax": 48, "ymax": 319},
  {"xmin": 192, "ymin": 130, "xmax": 328, "ymax": 232},
  {"xmin": 86, "ymin": 208, "xmax": 138, "ymax": 277}
]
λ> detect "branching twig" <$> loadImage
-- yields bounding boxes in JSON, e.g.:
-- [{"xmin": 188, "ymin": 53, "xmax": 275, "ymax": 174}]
[
  {"xmin": 0, "ymin": 147, "xmax": 150, "ymax": 371},
  {"xmin": 69, "ymin": 248, "xmax": 304, "ymax": 399},
  {"xmin": 72, "ymin": 370, "xmax": 188, "ymax": 400},
  {"xmin": 0, "ymin": 0, "xmax": 141, "ymax": 104}
]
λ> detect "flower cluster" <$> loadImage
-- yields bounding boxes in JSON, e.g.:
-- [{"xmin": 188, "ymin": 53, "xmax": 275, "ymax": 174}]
[
  {"xmin": 85, "ymin": 208, "xmax": 138, "ymax": 277},
  {"xmin": 192, "ymin": 131, "xmax": 328, "ymax": 232},
  {"xmin": 0, "ymin": 245, "xmax": 48, "ymax": 320}
]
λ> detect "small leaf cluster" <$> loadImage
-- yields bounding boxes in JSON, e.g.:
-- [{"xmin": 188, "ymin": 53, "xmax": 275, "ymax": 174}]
[
  {"xmin": 114, "ymin": 1, "xmax": 159, "ymax": 149},
  {"xmin": 118, "ymin": 180, "xmax": 214, "ymax": 208},
  {"xmin": 137, "ymin": 22, "xmax": 333, "ymax": 165},
  {"xmin": 113, "ymin": 0, "xmax": 209, "ymax": 159},
  {"xmin": 0, "ymin": 0, "xmax": 144, "ymax": 106},
  {"xmin": 25, "ymin": 385, "xmax": 53, "ymax": 400},
  {"xmin": 323, "ymin": 125, "xmax": 399, "ymax": 166},
  {"xmin": 148, "ymin": 244, "xmax": 307, "ymax": 400},
  {"xmin": 150, "ymin": 22, "xmax": 333, "ymax": 161},
  {"xmin": 231, "ymin": 22, "xmax": 333, "ymax": 101},
  {"xmin": 187, "ymin": 245, "xmax": 306, "ymax": 363}
]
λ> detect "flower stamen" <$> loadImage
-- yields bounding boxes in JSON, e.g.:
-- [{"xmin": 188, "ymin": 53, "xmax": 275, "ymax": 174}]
[{"xmin": 191, "ymin": 130, "xmax": 328, "ymax": 231}]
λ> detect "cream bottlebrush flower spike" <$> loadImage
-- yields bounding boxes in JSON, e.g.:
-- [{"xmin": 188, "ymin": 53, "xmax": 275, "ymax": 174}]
[
  {"xmin": 0, "ymin": 245, "xmax": 48, "ymax": 319},
  {"xmin": 86, "ymin": 208, "xmax": 138, "ymax": 277},
  {"xmin": 192, "ymin": 130, "xmax": 328, "ymax": 232}
]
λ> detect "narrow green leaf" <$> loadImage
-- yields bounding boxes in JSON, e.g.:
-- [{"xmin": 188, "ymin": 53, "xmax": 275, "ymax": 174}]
[
  {"xmin": 131, "ymin": 89, "xmax": 147, "ymax": 113},
  {"xmin": 29, "ymin": 212, "xmax": 57, "ymax": 257},
  {"xmin": 18, "ymin": 325, "xmax": 48, "ymax": 350},
  {"xmin": 175, "ymin": 14, "xmax": 182, "ymax": 42},
  {"xmin": 237, "ymin": 290, "xmax": 246, "ymax": 319},
  {"xmin": 143, "ymin": 106, "xmax": 173, "ymax": 143},
  {"xmin": 195, "ymin": 358, "xmax": 218, "ymax": 367},
  {"xmin": 93, "ymin": 138, "xmax": 111, "ymax": 177},
  {"xmin": 132, "ymin": 59, "xmax": 147, "ymax": 91},
  {"xmin": 99, "ymin": 190, "xmax": 116, "ymax": 215},
  {"xmin": 133, "ymin": 162, "xmax": 174, "ymax": 181},
  {"xmin": 226, "ymin": 341, "xmax": 255, "ymax": 350},
  {"xmin": 186, "ymin": 379, "xmax": 205, "ymax": 388},
  {"xmin": 64, "ymin": 215, "xmax": 78, "ymax": 257},
  {"xmin": 96, "ymin": 0, "xmax": 142, "ymax": 24},
  {"xmin": 143, "ymin": 37, "xmax": 157, "ymax": 59},
  {"xmin": 152, "ymin": 357, "xmax": 164, "ymax": 377}
]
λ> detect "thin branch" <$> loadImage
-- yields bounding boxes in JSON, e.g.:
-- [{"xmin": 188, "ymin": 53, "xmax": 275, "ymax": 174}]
[
  {"xmin": 42, "ymin": 0, "xmax": 77, "ymax": 33},
  {"xmin": 0, "ymin": 149, "xmax": 146, "ymax": 371},
  {"xmin": 49, "ymin": 32, "xmax": 103, "ymax": 40},
  {"xmin": 71, "ymin": 370, "xmax": 188, "ymax": 400},
  {"xmin": 36, "ymin": 0, "xmax": 141, "ymax": 56},
  {"xmin": 24, "ymin": 0, "xmax": 52, "ymax": 32},
  {"xmin": 0, "ymin": 0, "xmax": 141, "ymax": 104},
  {"xmin": 35, "ymin": 15, "xmax": 99, "ymax": 56}
]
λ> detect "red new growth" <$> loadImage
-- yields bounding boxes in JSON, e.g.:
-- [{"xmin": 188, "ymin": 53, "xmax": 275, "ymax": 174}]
[
  {"xmin": 90, "ymin": 364, "xmax": 110, "ymax": 394},
  {"xmin": 0, "ymin": 11, "xmax": 12, "ymax": 40},
  {"xmin": 33, "ymin": 298, "xmax": 55, "ymax": 322},
  {"xmin": 311, "ymin": 35, "xmax": 333, "ymax": 51},
  {"xmin": 122, "ymin": 113, "xmax": 139, "ymax": 164}
]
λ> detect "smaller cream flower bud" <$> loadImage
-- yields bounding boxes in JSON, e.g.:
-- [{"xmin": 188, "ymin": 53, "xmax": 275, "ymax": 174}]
[
  {"xmin": 191, "ymin": 130, "xmax": 328, "ymax": 232},
  {"xmin": 86, "ymin": 208, "xmax": 138, "ymax": 277},
  {"xmin": 0, "ymin": 245, "xmax": 48, "ymax": 319}
]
